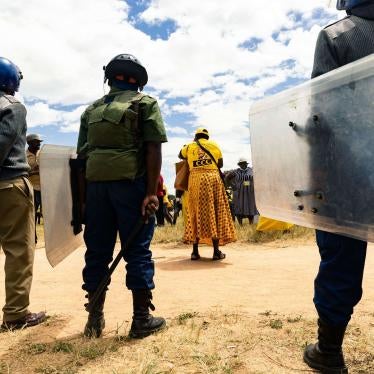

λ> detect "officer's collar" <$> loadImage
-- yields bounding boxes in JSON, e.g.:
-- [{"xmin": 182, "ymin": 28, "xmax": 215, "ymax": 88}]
[
  {"xmin": 110, "ymin": 81, "xmax": 139, "ymax": 92},
  {"xmin": 108, "ymin": 87, "xmax": 139, "ymax": 96},
  {"xmin": 349, "ymin": 3, "xmax": 374, "ymax": 19}
]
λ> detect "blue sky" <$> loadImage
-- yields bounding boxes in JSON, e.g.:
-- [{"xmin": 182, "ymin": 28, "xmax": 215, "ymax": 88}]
[{"xmin": 1, "ymin": 0, "xmax": 339, "ymax": 190}]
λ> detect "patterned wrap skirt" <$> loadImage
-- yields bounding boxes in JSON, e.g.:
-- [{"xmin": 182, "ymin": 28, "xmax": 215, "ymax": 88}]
[{"xmin": 183, "ymin": 169, "xmax": 237, "ymax": 245}]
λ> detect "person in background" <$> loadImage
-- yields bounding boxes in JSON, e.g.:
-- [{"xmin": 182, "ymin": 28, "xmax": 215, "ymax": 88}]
[
  {"xmin": 225, "ymin": 185, "xmax": 235, "ymax": 222},
  {"xmin": 26, "ymin": 133, "xmax": 43, "ymax": 241},
  {"xmin": 162, "ymin": 184, "xmax": 173, "ymax": 225},
  {"xmin": 173, "ymin": 189, "xmax": 186, "ymax": 226},
  {"xmin": 174, "ymin": 149, "xmax": 189, "ymax": 226},
  {"xmin": 156, "ymin": 174, "xmax": 165, "ymax": 226},
  {"xmin": 225, "ymin": 158, "xmax": 257, "ymax": 225},
  {"xmin": 179, "ymin": 128, "xmax": 236, "ymax": 260},
  {"xmin": 0, "ymin": 57, "xmax": 46, "ymax": 330}
]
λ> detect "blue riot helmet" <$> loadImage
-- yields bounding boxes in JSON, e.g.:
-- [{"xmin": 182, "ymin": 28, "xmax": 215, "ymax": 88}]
[
  {"xmin": 0, "ymin": 57, "xmax": 23, "ymax": 93},
  {"xmin": 337, "ymin": 0, "xmax": 372, "ymax": 10}
]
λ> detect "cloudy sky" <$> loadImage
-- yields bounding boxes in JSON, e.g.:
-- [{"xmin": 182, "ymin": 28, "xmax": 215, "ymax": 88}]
[{"xmin": 1, "ymin": 0, "xmax": 340, "ymax": 190}]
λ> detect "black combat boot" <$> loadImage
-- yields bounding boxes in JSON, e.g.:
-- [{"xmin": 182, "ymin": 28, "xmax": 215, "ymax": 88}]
[
  {"xmin": 303, "ymin": 318, "xmax": 348, "ymax": 374},
  {"xmin": 129, "ymin": 289, "xmax": 166, "ymax": 339},
  {"xmin": 191, "ymin": 242, "xmax": 200, "ymax": 260},
  {"xmin": 84, "ymin": 292, "xmax": 106, "ymax": 338}
]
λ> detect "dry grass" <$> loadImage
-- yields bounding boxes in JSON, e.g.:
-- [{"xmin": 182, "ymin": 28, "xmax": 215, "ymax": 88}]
[
  {"xmin": 2, "ymin": 219, "xmax": 371, "ymax": 373},
  {"xmin": 0, "ymin": 310, "xmax": 373, "ymax": 374},
  {"xmin": 153, "ymin": 219, "xmax": 314, "ymax": 245},
  {"xmin": 23, "ymin": 216, "xmax": 318, "ymax": 374},
  {"xmin": 35, "ymin": 218, "xmax": 314, "ymax": 248}
]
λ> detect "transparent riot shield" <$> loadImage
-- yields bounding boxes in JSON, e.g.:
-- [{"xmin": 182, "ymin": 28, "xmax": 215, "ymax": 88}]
[
  {"xmin": 39, "ymin": 145, "xmax": 83, "ymax": 266},
  {"xmin": 249, "ymin": 54, "xmax": 374, "ymax": 242}
]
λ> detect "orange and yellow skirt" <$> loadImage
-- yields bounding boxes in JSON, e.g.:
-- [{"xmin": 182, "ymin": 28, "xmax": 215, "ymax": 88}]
[{"xmin": 183, "ymin": 169, "xmax": 237, "ymax": 245}]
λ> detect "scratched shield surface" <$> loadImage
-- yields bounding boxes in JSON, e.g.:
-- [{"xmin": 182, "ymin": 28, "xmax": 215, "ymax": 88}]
[
  {"xmin": 250, "ymin": 54, "xmax": 374, "ymax": 242},
  {"xmin": 39, "ymin": 144, "xmax": 84, "ymax": 266}
]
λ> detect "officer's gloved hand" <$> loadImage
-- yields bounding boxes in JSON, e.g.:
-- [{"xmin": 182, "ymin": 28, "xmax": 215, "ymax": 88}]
[{"xmin": 141, "ymin": 194, "xmax": 159, "ymax": 223}]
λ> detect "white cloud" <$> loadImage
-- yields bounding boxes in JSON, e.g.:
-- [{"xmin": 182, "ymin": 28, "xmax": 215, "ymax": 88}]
[
  {"xmin": 0, "ymin": 0, "xmax": 341, "ymax": 190},
  {"xmin": 27, "ymin": 102, "xmax": 61, "ymax": 127},
  {"xmin": 27, "ymin": 102, "xmax": 86, "ymax": 133},
  {"xmin": 167, "ymin": 126, "xmax": 188, "ymax": 135}
]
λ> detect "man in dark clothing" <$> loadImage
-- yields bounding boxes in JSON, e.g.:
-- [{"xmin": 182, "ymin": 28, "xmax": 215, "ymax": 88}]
[
  {"xmin": 0, "ymin": 57, "xmax": 46, "ymax": 330},
  {"xmin": 303, "ymin": 1, "xmax": 374, "ymax": 373},
  {"xmin": 156, "ymin": 174, "xmax": 165, "ymax": 226}
]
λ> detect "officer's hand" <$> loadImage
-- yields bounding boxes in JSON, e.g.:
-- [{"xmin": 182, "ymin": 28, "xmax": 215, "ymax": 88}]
[{"xmin": 141, "ymin": 195, "xmax": 159, "ymax": 222}]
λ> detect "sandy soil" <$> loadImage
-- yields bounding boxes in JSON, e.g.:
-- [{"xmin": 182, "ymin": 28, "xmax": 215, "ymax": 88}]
[{"xmin": 1, "ymin": 240, "xmax": 373, "ymax": 339}]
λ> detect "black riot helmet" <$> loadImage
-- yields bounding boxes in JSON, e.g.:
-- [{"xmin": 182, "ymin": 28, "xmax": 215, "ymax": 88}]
[
  {"xmin": 103, "ymin": 54, "xmax": 148, "ymax": 87},
  {"xmin": 337, "ymin": 0, "xmax": 373, "ymax": 10}
]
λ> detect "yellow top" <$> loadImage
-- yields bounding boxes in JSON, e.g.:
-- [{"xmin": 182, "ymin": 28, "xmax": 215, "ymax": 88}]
[
  {"xmin": 162, "ymin": 184, "xmax": 172, "ymax": 207},
  {"xmin": 181, "ymin": 139, "xmax": 222, "ymax": 170}
]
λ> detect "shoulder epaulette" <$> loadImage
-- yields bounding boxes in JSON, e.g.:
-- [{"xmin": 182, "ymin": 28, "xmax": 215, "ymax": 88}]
[
  {"xmin": 131, "ymin": 92, "xmax": 146, "ymax": 103},
  {"xmin": 0, "ymin": 94, "xmax": 20, "ymax": 110},
  {"xmin": 324, "ymin": 15, "xmax": 355, "ymax": 39},
  {"xmin": 3, "ymin": 94, "xmax": 19, "ymax": 104},
  {"xmin": 83, "ymin": 96, "xmax": 105, "ymax": 114}
]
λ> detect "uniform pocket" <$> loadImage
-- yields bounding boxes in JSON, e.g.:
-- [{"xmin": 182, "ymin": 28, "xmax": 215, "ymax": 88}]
[
  {"xmin": 88, "ymin": 104, "xmax": 107, "ymax": 124},
  {"xmin": 86, "ymin": 149, "xmax": 139, "ymax": 181},
  {"xmin": 0, "ymin": 182, "xmax": 13, "ymax": 190},
  {"xmin": 102, "ymin": 101, "xmax": 132, "ymax": 124},
  {"xmin": 13, "ymin": 177, "xmax": 34, "ymax": 203}
]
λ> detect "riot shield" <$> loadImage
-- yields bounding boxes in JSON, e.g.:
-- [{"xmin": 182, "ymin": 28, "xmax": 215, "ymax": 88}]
[
  {"xmin": 249, "ymin": 54, "xmax": 374, "ymax": 242},
  {"xmin": 39, "ymin": 145, "xmax": 84, "ymax": 266}
]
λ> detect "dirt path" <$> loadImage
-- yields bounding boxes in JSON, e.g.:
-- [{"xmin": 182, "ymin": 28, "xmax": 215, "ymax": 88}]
[{"xmin": 1, "ymin": 241, "xmax": 373, "ymax": 338}]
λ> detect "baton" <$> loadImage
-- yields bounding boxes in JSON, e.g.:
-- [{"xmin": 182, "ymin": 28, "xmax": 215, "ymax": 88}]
[{"xmin": 85, "ymin": 218, "xmax": 145, "ymax": 313}]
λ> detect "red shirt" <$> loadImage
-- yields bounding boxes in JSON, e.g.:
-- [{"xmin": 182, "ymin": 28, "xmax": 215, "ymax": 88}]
[{"xmin": 156, "ymin": 175, "xmax": 164, "ymax": 197}]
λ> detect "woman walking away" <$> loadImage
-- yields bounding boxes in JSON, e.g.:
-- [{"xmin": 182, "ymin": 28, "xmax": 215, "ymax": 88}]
[{"xmin": 179, "ymin": 128, "xmax": 236, "ymax": 260}]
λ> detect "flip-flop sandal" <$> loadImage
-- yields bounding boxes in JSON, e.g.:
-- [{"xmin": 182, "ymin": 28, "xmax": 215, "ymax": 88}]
[
  {"xmin": 213, "ymin": 251, "xmax": 226, "ymax": 261},
  {"xmin": 191, "ymin": 253, "xmax": 201, "ymax": 261}
]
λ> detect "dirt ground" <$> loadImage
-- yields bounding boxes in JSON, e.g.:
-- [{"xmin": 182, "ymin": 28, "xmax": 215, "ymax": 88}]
[{"xmin": 0, "ymin": 240, "xmax": 374, "ymax": 373}]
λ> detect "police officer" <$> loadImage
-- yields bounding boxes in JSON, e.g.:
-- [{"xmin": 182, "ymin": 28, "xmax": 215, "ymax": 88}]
[
  {"xmin": 0, "ymin": 57, "xmax": 46, "ymax": 330},
  {"xmin": 77, "ymin": 54, "xmax": 167, "ymax": 338},
  {"xmin": 26, "ymin": 133, "xmax": 43, "ymax": 240},
  {"xmin": 304, "ymin": 1, "xmax": 374, "ymax": 373},
  {"xmin": 26, "ymin": 133, "xmax": 43, "ymax": 215}
]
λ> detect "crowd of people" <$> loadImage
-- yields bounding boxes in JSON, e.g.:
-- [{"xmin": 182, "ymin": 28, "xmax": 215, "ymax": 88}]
[{"xmin": 0, "ymin": 1, "xmax": 373, "ymax": 373}]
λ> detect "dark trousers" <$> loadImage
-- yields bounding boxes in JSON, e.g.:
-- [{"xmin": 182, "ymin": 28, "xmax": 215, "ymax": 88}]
[
  {"xmin": 236, "ymin": 215, "xmax": 253, "ymax": 225},
  {"xmin": 34, "ymin": 190, "xmax": 42, "ymax": 216},
  {"xmin": 156, "ymin": 196, "xmax": 165, "ymax": 226},
  {"xmin": 314, "ymin": 230, "xmax": 367, "ymax": 327},
  {"xmin": 33, "ymin": 190, "xmax": 42, "ymax": 242},
  {"xmin": 82, "ymin": 178, "xmax": 155, "ymax": 292}
]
